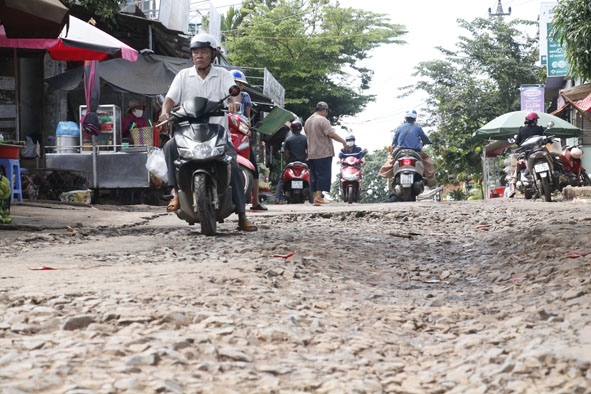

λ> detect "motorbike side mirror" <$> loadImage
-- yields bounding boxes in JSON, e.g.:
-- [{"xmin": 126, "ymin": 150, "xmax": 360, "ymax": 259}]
[{"xmin": 228, "ymin": 85, "xmax": 241, "ymax": 97}]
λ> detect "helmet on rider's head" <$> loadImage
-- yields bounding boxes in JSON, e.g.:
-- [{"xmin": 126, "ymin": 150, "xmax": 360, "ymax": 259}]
[
  {"xmin": 190, "ymin": 33, "xmax": 218, "ymax": 51},
  {"xmin": 290, "ymin": 120, "xmax": 302, "ymax": 133},
  {"xmin": 346, "ymin": 134, "xmax": 355, "ymax": 147},
  {"xmin": 230, "ymin": 69, "xmax": 247, "ymax": 84},
  {"xmin": 571, "ymin": 147, "xmax": 584, "ymax": 159},
  {"xmin": 525, "ymin": 112, "xmax": 539, "ymax": 121},
  {"xmin": 404, "ymin": 110, "xmax": 417, "ymax": 119}
]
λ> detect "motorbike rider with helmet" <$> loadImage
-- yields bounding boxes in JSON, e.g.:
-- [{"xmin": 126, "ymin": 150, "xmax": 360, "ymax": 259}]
[
  {"xmin": 516, "ymin": 112, "xmax": 545, "ymax": 146},
  {"xmin": 338, "ymin": 134, "xmax": 365, "ymax": 162},
  {"xmin": 390, "ymin": 110, "xmax": 436, "ymax": 187},
  {"xmin": 228, "ymin": 69, "xmax": 252, "ymax": 121},
  {"xmin": 509, "ymin": 111, "xmax": 547, "ymax": 198},
  {"xmin": 157, "ymin": 32, "xmax": 257, "ymax": 231},
  {"xmin": 275, "ymin": 119, "xmax": 308, "ymax": 202},
  {"xmin": 228, "ymin": 69, "xmax": 267, "ymax": 211}
]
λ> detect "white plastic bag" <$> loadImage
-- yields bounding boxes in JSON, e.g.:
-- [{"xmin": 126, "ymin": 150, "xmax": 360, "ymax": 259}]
[{"xmin": 145, "ymin": 147, "xmax": 168, "ymax": 185}]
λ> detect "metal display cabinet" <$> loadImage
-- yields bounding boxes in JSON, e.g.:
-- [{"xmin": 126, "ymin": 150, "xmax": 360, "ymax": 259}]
[{"xmin": 79, "ymin": 105, "xmax": 122, "ymax": 151}]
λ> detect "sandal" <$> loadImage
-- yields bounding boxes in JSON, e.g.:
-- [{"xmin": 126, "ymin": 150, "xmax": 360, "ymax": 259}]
[
  {"xmin": 250, "ymin": 203, "xmax": 268, "ymax": 211},
  {"xmin": 238, "ymin": 219, "xmax": 258, "ymax": 232},
  {"xmin": 166, "ymin": 196, "xmax": 179, "ymax": 212}
]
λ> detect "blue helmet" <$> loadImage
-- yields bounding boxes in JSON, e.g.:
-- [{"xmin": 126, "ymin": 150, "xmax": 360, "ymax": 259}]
[{"xmin": 230, "ymin": 69, "xmax": 247, "ymax": 84}]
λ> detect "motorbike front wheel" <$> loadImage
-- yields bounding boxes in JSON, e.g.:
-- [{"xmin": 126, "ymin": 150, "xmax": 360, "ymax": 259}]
[
  {"xmin": 347, "ymin": 185, "xmax": 354, "ymax": 204},
  {"xmin": 195, "ymin": 173, "xmax": 217, "ymax": 236},
  {"xmin": 240, "ymin": 165, "xmax": 254, "ymax": 204},
  {"xmin": 581, "ymin": 171, "xmax": 591, "ymax": 186}
]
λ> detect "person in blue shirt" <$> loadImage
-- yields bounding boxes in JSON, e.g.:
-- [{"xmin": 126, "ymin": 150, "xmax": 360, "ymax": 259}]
[
  {"xmin": 391, "ymin": 110, "xmax": 436, "ymax": 187},
  {"xmin": 339, "ymin": 134, "xmax": 365, "ymax": 162}
]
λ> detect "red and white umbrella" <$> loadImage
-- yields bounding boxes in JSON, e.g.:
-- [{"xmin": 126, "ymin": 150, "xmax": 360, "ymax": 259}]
[{"xmin": 0, "ymin": 14, "xmax": 138, "ymax": 62}]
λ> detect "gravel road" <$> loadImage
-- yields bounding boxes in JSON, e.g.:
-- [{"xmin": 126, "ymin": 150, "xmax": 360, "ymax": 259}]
[{"xmin": 0, "ymin": 198, "xmax": 590, "ymax": 393}]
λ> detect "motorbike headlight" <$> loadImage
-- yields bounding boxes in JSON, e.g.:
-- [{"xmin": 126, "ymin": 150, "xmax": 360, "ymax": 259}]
[{"xmin": 178, "ymin": 138, "xmax": 225, "ymax": 159}]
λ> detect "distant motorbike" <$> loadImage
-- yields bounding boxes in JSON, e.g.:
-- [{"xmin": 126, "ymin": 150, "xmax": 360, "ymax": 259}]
[
  {"xmin": 281, "ymin": 161, "xmax": 310, "ymax": 204},
  {"xmin": 157, "ymin": 86, "xmax": 241, "ymax": 236},
  {"xmin": 228, "ymin": 111, "xmax": 256, "ymax": 201},
  {"xmin": 389, "ymin": 148, "xmax": 425, "ymax": 202},
  {"xmin": 339, "ymin": 156, "xmax": 363, "ymax": 204}
]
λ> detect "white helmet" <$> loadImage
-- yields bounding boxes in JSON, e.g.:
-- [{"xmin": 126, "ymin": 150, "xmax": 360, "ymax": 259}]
[
  {"xmin": 571, "ymin": 147, "xmax": 584, "ymax": 159},
  {"xmin": 404, "ymin": 110, "xmax": 417, "ymax": 119},
  {"xmin": 190, "ymin": 33, "xmax": 218, "ymax": 51}
]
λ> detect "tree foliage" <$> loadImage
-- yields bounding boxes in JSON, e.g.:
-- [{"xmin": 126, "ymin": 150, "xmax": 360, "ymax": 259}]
[
  {"xmin": 405, "ymin": 17, "xmax": 543, "ymax": 185},
  {"xmin": 223, "ymin": 0, "xmax": 406, "ymax": 122},
  {"xmin": 550, "ymin": 0, "xmax": 591, "ymax": 81},
  {"xmin": 61, "ymin": 0, "xmax": 124, "ymax": 22}
]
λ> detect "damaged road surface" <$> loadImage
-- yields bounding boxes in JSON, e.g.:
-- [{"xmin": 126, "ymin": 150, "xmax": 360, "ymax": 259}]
[{"xmin": 0, "ymin": 199, "xmax": 590, "ymax": 393}]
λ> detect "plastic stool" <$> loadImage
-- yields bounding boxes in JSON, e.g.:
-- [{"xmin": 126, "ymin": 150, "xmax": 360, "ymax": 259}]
[{"xmin": 0, "ymin": 158, "xmax": 23, "ymax": 202}]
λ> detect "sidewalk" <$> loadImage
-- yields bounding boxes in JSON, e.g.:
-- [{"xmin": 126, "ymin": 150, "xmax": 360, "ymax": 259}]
[{"xmin": 0, "ymin": 201, "xmax": 164, "ymax": 232}]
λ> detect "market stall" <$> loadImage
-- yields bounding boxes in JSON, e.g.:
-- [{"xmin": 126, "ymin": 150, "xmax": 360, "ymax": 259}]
[{"xmin": 45, "ymin": 105, "xmax": 153, "ymax": 189}]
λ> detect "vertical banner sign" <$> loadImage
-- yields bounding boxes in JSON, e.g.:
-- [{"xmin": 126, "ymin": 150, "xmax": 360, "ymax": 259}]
[
  {"xmin": 539, "ymin": 2, "xmax": 557, "ymax": 66},
  {"xmin": 208, "ymin": 3, "xmax": 222, "ymax": 50},
  {"xmin": 547, "ymin": 23, "xmax": 568, "ymax": 77},
  {"xmin": 520, "ymin": 85, "xmax": 545, "ymax": 112},
  {"xmin": 263, "ymin": 68, "xmax": 285, "ymax": 108}
]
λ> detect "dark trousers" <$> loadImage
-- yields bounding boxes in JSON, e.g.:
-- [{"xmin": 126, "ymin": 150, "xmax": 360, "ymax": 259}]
[{"xmin": 308, "ymin": 156, "xmax": 333, "ymax": 192}]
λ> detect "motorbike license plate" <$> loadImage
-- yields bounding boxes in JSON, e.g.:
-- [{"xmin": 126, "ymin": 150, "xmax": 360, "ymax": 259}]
[
  {"xmin": 400, "ymin": 173, "xmax": 414, "ymax": 186},
  {"xmin": 291, "ymin": 180, "xmax": 303, "ymax": 189},
  {"xmin": 534, "ymin": 162, "xmax": 550, "ymax": 173}
]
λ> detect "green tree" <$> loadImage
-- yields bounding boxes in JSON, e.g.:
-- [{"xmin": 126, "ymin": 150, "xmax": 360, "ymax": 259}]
[
  {"xmin": 550, "ymin": 0, "xmax": 591, "ymax": 81},
  {"xmin": 406, "ymin": 17, "xmax": 542, "ymax": 188},
  {"xmin": 329, "ymin": 148, "xmax": 390, "ymax": 203},
  {"xmin": 224, "ymin": 0, "xmax": 406, "ymax": 122},
  {"xmin": 61, "ymin": 0, "xmax": 124, "ymax": 23}
]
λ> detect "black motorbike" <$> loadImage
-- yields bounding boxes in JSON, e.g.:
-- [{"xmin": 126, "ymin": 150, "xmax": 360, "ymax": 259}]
[
  {"xmin": 158, "ymin": 86, "xmax": 241, "ymax": 235},
  {"xmin": 389, "ymin": 148, "xmax": 425, "ymax": 202}
]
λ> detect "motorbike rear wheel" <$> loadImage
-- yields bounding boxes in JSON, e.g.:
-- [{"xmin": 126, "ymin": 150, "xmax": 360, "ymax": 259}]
[
  {"xmin": 539, "ymin": 176, "xmax": 552, "ymax": 202},
  {"xmin": 195, "ymin": 174, "xmax": 217, "ymax": 236},
  {"xmin": 402, "ymin": 188, "xmax": 415, "ymax": 202},
  {"xmin": 581, "ymin": 171, "xmax": 591, "ymax": 186}
]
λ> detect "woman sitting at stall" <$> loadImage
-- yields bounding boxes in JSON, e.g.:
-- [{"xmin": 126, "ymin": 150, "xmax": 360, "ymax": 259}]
[{"xmin": 122, "ymin": 98, "xmax": 151, "ymax": 145}]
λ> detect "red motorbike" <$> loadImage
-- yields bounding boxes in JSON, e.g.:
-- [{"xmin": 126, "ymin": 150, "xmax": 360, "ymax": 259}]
[
  {"xmin": 281, "ymin": 161, "xmax": 310, "ymax": 204},
  {"xmin": 340, "ymin": 156, "xmax": 363, "ymax": 203},
  {"xmin": 228, "ymin": 112, "xmax": 256, "ymax": 200},
  {"xmin": 558, "ymin": 144, "xmax": 591, "ymax": 187}
]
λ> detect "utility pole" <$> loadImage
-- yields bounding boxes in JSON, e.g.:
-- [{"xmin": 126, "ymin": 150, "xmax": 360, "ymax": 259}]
[{"xmin": 488, "ymin": 0, "xmax": 511, "ymax": 17}]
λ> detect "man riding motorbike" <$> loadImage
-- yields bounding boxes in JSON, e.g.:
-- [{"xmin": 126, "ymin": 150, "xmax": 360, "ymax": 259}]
[
  {"xmin": 389, "ymin": 110, "xmax": 436, "ymax": 188},
  {"xmin": 158, "ymin": 33, "xmax": 257, "ymax": 231}
]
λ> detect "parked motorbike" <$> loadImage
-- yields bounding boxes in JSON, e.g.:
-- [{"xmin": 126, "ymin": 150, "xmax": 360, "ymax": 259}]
[
  {"xmin": 389, "ymin": 148, "xmax": 425, "ymax": 202},
  {"xmin": 281, "ymin": 161, "xmax": 310, "ymax": 204},
  {"xmin": 557, "ymin": 144, "xmax": 591, "ymax": 187},
  {"xmin": 339, "ymin": 156, "xmax": 363, "ymax": 204},
  {"xmin": 228, "ymin": 111, "xmax": 256, "ymax": 201},
  {"xmin": 513, "ymin": 134, "xmax": 561, "ymax": 202},
  {"xmin": 157, "ymin": 86, "xmax": 241, "ymax": 236}
]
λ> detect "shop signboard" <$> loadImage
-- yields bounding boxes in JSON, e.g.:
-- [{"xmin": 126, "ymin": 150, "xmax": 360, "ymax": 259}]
[{"xmin": 520, "ymin": 85, "xmax": 545, "ymax": 112}]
